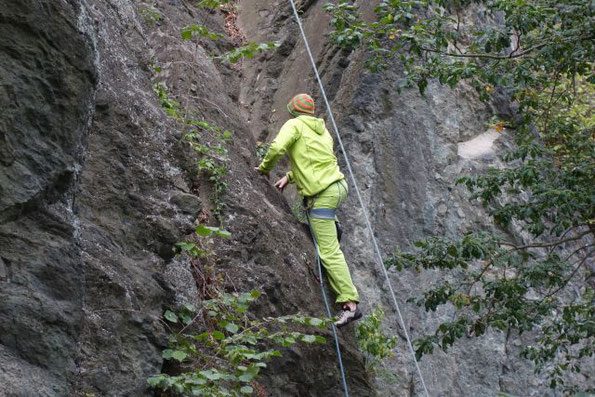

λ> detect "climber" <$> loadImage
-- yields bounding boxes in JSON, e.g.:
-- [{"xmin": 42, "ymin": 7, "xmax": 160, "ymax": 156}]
[{"xmin": 254, "ymin": 93, "xmax": 362, "ymax": 328}]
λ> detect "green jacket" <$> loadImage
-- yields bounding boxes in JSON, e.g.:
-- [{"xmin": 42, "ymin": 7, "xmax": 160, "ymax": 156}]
[{"xmin": 258, "ymin": 115, "xmax": 344, "ymax": 197}]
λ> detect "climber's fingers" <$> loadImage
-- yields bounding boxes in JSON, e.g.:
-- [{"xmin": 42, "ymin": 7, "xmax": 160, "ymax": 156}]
[{"xmin": 274, "ymin": 176, "xmax": 289, "ymax": 191}]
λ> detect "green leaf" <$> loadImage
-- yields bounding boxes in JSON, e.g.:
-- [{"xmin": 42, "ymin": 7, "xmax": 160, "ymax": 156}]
[
  {"xmin": 196, "ymin": 225, "xmax": 214, "ymax": 236},
  {"xmin": 162, "ymin": 349, "xmax": 174, "ymax": 359},
  {"xmin": 181, "ymin": 28, "xmax": 193, "ymax": 41},
  {"xmin": 200, "ymin": 370, "xmax": 222, "ymax": 380},
  {"xmin": 180, "ymin": 312, "xmax": 192, "ymax": 325},
  {"xmin": 240, "ymin": 386, "xmax": 254, "ymax": 394},
  {"xmin": 212, "ymin": 330, "xmax": 225, "ymax": 340},
  {"xmin": 194, "ymin": 331, "xmax": 209, "ymax": 341},
  {"xmin": 238, "ymin": 373, "xmax": 255, "ymax": 382},
  {"xmin": 195, "ymin": 225, "xmax": 231, "ymax": 238},
  {"xmin": 198, "ymin": 0, "xmax": 229, "ymax": 9},
  {"xmin": 301, "ymin": 334, "xmax": 317, "ymax": 343},
  {"xmin": 214, "ymin": 228, "xmax": 231, "ymax": 239},
  {"xmin": 164, "ymin": 310, "xmax": 178, "ymax": 323},
  {"xmin": 225, "ymin": 323, "xmax": 239, "ymax": 333},
  {"xmin": 147, "ymin": 375, "xmax": 165, "ymax": 387},
  {"xmin": 176, "ymin": 241, "xmax": 195, "ymax": 251},
  {"xmin": 413, "ymin": 241, "xmax": 427, "ymax": 248},
  {"xmin": 172, "ymin": 350, "xmax": 188, "ymax": 362}
]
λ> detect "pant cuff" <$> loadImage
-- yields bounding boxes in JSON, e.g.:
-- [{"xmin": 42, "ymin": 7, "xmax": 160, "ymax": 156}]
[{"xmin": 336, "ymin": 294, "xmax": 359, "ymax": 304}]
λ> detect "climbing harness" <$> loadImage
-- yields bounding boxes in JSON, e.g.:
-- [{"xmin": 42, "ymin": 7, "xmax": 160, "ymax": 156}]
[
  {"xmin": 287, "ymin": 1, "xmax": 431, "ymax": 396},
  {"xmin": 305, "ymin": 209, "xmax": 351, "ymax": 397},
  {"xmin": 309, "ymin": 208, "xmax": 336, "ymax": 219}
]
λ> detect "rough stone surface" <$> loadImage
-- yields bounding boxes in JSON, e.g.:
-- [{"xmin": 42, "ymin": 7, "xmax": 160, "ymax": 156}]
[
  {"xmin": 170, "ymin": 192, "xmax": 202, "ymax": 215},
  {"xmin": 0, "ymin": 0, "xmax": 95, "ymax": 394},
  {"xmin": 238, "ymin": 1, "xmax": 592, "ymax": 396},
  {"xmin": 1, "ymin": 0, "xmax": 592, "ymax": 396},
  {"xmin": 0, "ymin": 0, "xmax": 368, "ymax": 395}
]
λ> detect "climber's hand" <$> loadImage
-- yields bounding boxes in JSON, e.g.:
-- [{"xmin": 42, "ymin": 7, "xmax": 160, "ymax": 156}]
[{"xmin": 274, "ymin": 175, "xmax": 289, "ymax": 192}]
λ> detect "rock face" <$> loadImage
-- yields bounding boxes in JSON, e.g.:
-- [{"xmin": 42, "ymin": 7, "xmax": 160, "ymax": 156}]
[
  {"xmin": 0, "ymin": 0, "xmax": 591, "ymax": 397},
  {"xmin": 237, "ymin": 1, "xmax": 592, "ymax": 396},
  {"xmin": 0, "ymin": 0, "xmax": 96, "ymax": 394},
  {"xmin": 0, "ymin": 0, "xmax": 367, "ymax": 395}
]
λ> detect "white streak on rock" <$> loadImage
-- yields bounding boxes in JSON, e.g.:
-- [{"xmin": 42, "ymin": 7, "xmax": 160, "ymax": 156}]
[{"xmin": 458, "ymin": 129, "xmax": 504, "ymax": 159}]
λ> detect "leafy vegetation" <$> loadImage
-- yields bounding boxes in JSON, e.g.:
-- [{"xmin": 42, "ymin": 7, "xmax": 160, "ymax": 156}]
[
  {"xmin": 151, "ymin": 1, "xmax": 281, "ymax": 223},
  {"xmin": 185, "ymin": 126, "xmax": 232, "ymax": 222},
  {"xmin": 218, "ymin": 41, "xmax": 281, "ymax": 64},
  {"xmin": 169, "ymin": 12, "xmax": 280, "ymax": 221},
  {"xmin": 197, "ymin": 0, "xmax": 230, "ymax": 8},
  {"xmin": 139, "ymin": 5, "xmax": 163, "ymax": 26},
  {"xmin": 149, "ymin": 291, "xmax": 329, "ymax": 396},
  {"xmin": 176, "ymin": 224, "xmax": 232, "ymax": 259},
  {"xmin": 324, "ymin": 0, "xmax": 593, "ymax": 96},
  {"xmin": 325, "ymin": 0, "xmax": 594, "ymax": 391},
  {"xmin": 153, "ymin": 82, "xmax": 183, "ymax": 119},
  {"xmin": 153, "ymin": 82, "xmax": 232, "ymax": 222},
  {"xmin": 181, "ymin": 24, "xmax": 225, "ymax": 41},
  {"xmin": 255, "ymin": 142, "xmax": 270, "ymax": 163},
  {"xmin": 149, "ymin": 227, "xmax": 329, "ymax": 396},
  {"xmin": 183, "ymin": 3, "xmax": 279, "ymax": 64},
  {"xmin": 356, "ymin": 307, "xmax": 398, "ymax": 374}
]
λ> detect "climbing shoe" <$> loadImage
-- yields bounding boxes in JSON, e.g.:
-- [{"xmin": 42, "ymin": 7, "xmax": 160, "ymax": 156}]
[{"xmin": 334, "ymin": 307, "xmax": 362, "ymax": 328}]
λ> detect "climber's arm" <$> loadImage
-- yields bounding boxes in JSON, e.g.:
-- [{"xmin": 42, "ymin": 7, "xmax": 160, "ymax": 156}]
[{"xmin": 257, "ymin": 121, "xmax": 300, "ymax": 174}]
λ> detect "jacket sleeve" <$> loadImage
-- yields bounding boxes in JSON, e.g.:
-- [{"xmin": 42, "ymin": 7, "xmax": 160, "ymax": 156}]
[
  {"xmin": 286, "ymin": 170, "xmax": 295, "ymax": 184},
  {"xmin": 258, "ymin": 120, "xmax": 300, "ymax": 173}
]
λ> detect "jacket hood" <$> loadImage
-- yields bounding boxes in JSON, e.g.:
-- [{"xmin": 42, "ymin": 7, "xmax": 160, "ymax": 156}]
[{"xmin": 296, "ymin": 115, "xmax": 325, "ymax": 135}]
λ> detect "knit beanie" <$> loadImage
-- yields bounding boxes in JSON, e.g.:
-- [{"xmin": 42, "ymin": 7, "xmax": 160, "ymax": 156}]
[{"xmin": 287, "ymin": 93, "xmax": 315, "ymax": 116}]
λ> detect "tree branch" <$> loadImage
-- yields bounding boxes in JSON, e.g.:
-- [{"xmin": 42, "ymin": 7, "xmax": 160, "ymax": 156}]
[
  {"xmin": 564, "ymin": 242, "xmax": 595, "ymax": 262},
  {"xmin": 420, "ymin": 34, "xmax": 593, "ymax": 61},
  {"xmin": 540, "ymin": 248, "xmax": 595, "ymax": 301},
  {"xmin": 499, "ymin": 230, "xmax": 592, "ymax": 250},
  {"xmin": 420, "ymin": 41, "xmax": 549, "ymax": 60},
  {"xmin": 509, "ymin": 30, "xmax": 522, "ymax": 57}
]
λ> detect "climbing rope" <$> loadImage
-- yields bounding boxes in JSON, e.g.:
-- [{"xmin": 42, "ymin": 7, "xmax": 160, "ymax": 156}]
[
  {"xmin": 306, "ymin": 211, "xmax": 350, "ymax": 397},
  {"xmin": 286, "ymin": 1, "xmax": 431, "ymax": 396}
]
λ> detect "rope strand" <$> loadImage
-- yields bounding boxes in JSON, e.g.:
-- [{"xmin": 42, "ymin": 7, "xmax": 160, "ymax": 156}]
[
  {"xmin": 286, "ymin": 1, "xmax": 430, "ymax": 395},
  {"xmin": 307, "ymin": 212, "xmax": 350, "ymax": 397}
]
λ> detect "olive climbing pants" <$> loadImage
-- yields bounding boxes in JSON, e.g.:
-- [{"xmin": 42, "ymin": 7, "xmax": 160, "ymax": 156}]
[{"xmin": 306, "ymin": 179, "xmax": 359, "ymax": 304}]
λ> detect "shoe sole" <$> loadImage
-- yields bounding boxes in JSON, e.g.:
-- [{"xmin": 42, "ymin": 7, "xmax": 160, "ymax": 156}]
[{"xmin": 335, "ymin": 310, "xmax": 363, "ymax": 328}]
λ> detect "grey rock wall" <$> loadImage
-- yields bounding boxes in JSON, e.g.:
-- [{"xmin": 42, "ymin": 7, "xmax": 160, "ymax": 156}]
[
  {"xmin": 1, "ymin": 0, "xmax": 590, "ymax": 396},
  {"xmin": 237, "ymin": 0, "xmax": 592, "ymax": 396},
  {"xmin": 0, "ymin": 0, "xmax": 96, "ymax": 394},
  {"xmin": 0, "ymin": 0, "xmax": 368, "ymax": 395}
]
